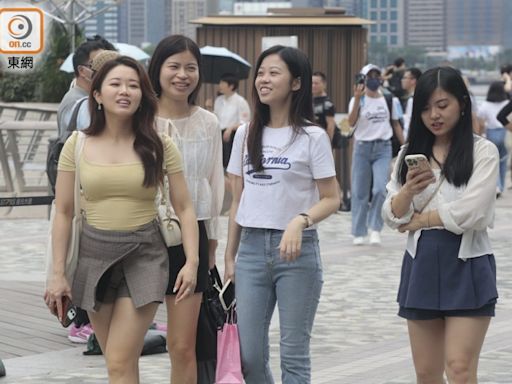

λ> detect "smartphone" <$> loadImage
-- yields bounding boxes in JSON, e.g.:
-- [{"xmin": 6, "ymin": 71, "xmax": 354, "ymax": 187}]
[
  {"xmin": 219, "ymin": 279, "xmax": 236, "ymax": 311},
  {"xmin": 60, "ymin": 296, "xmax": 77, "ymax": 328},
  {"xmin": 405, "ymin": 154, "xmax": 431, "ymax": 172},
  {"xmin": 354, "ymin": 73, "xmax": 366, "ymax": 85}
]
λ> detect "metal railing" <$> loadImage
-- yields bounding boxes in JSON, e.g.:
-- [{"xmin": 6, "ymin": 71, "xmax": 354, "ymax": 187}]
[{"xmin": 0, "ymin": 103, "xmax": 58, "ymax": 196}]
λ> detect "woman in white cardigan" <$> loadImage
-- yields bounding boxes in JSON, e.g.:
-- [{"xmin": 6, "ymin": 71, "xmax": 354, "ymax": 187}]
[
  {"xmin": 382, "ymin": 67, "xmax": 498, "ymax": 384},
  {"xmin": 147, "ymin": 35, "xmax": 224, "ymax": 383}
]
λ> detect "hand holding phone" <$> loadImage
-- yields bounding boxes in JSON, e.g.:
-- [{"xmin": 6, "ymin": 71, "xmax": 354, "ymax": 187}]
[
  {"xmin": 56, "ymin": 296, "xmax": 77, "ymax": 328},
  {"xmin": 405, "ymin": 154, "xmax": 431, "ymax": 172},
  {"xmin": 219, "ymin": 279, "xmax": 236, "ymax": 311}
]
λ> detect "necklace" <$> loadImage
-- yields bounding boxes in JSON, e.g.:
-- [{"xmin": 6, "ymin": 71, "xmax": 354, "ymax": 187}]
[{"xmin": 431, "ymin": 153, "xmax": 443, "ymax": 169}]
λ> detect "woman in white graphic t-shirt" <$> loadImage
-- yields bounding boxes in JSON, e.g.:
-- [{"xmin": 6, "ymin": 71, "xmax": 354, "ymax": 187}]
[
  {"xmin": 224, "ymin": 45, "xmax": 340, "ymax": 384},
  {"xmin": 347, "ymin": 64, "xmax": 404, "ymax": 246}
]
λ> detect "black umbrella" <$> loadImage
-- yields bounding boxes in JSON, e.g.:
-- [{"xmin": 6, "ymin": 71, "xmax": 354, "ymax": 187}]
[{"xmin": 200, "ymin": 46, "xmax": 251, "ymax": 84}]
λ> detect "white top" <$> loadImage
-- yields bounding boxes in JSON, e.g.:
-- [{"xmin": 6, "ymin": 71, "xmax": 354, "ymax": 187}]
[
  {"xmin": 227, "ymin": 124, "xmax": 336, "ymax": 230},
  {"xmin": 213, "ymin": 92, "xmax": 251, "ymax": 130},
  {"xmin": 382, "ymin": 136, "xmax": 499, "ymax": 260},
  {"xmin": 155, "ymin": 107, "xmax": 224, "ymax": 240},
  {"xmin": 348, "ymin": 94, "xmax": 400, "ymax": 141},
  {"xmin": 403, "ymin": 95, "xmax": 413, "ymax": 140},
  {"xmin": 477, "ymin": 100, "xmax": 509, "ymax": 130}
]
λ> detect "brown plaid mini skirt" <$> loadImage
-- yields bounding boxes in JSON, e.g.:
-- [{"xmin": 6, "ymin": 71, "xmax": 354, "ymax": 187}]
[{"xmin": 72, "ymin": 219, "xmax": 169, "ymax": 312}]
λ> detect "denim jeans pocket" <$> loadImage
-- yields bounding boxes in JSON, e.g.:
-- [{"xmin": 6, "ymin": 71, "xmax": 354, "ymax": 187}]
[{"xmin": 301, "ymin": 236, "xmax": 322, "ymax": 271}]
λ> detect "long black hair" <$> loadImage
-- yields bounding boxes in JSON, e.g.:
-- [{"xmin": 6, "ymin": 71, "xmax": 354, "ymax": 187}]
[
  {"xmin": 85, "ymin": 56, "xmax": 163, "ymax": 188},
  {"xmin": 399, "ymin": 66, "xmax": 474, "ymax": 187},
  {"xmin": 247, "ymin": 45, "xmax": 314, "ymax": 172}
]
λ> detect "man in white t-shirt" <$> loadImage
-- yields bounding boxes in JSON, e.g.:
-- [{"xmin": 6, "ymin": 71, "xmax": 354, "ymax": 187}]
[
  {"xmin": 347, "ymin": 64, "xmax": 404, "ymax": 246},
  {"xmin": 213, "ymin": 73, "xmax": 251, "ymax": 169},
  {"xmin": 401, "ymin": 67, "xmax": 422, "ymax": 141}
]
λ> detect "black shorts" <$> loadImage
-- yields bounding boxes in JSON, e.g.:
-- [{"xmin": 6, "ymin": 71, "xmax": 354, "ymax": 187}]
[
  {"xmin": 222, "ymin": 129, "xmax": 235, "ymax": 169},
  {"xmin": 398, "ymin": 302, "xmax": 496, "ymax": 320},
  {"xmin": 166, "ymin": 220, "xmax": 209, "ymax": 294}
]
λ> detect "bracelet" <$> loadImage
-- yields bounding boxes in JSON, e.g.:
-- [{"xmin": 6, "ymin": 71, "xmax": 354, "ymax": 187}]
[{"xmin": 299, "ymin": 213, "xmax": 313, "ymax": 228}]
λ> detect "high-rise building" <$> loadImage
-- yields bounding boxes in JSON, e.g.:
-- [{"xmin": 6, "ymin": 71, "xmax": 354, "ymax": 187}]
[
  {"xmin": 171, "ymin": 0, "xmax": 207, "ymax": 38},
  {"xmin": 83, "ymin": 1, "xmax": 119, "ymax": 42},
  {"xmin": 404, "ymin": 0, "xmax": 446, "ymax": 52},
  {"xmin": 446, "ymin": 0, "xmax": 504, "ymax": 47},
  {"xmin": 366, "ymin": 0, "xmax": 404, "ymax": 48},
  {"xmin": 117, "ymin": 0, "xmax": 171, "ymax": 46}
]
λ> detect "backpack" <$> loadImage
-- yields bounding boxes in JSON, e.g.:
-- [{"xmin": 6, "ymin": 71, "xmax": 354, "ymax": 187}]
[
  {"xmin": 382, "ymin": 92, "xmax": 404, "ymax": 158},
  {"xmin": 387, "ymin": 69, "xmax": 405, "ymax": 99},
  {"xmin": 46, "ymin": 98, "xmax": 87, "ymax": 194}
]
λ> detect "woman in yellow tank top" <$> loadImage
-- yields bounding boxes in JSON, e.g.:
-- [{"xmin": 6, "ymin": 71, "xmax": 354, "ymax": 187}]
[{"xmin": 45, "ymin": 56, "xmax": 199, "ymax": 384}]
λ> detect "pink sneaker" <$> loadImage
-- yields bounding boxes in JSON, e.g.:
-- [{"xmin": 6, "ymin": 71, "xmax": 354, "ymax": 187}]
[
  {"xmin": 68, "ymin": 323, "xmax": 93, "ymax": 343},
  {"xmin": 149, "ymin": 322, "xmax": 167, "ymax": 332}
]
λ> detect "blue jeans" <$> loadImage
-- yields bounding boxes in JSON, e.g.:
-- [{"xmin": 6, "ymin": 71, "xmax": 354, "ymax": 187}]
[
  {"xmin": 486, "ymin": 128, "xmax": 508, "ymax": 192},
  {"xmin": 235, "ymin": 227, "xmax": 323, "ymax": 384},
  {"xmin": 351, "ymin": 139, "xmax": 392, "ymax": 237}
]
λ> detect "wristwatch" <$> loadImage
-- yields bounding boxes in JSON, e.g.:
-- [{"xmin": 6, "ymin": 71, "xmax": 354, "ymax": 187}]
[{"xmin": 298, "ymin": 213, "xmax": 313, "ymax": 228}]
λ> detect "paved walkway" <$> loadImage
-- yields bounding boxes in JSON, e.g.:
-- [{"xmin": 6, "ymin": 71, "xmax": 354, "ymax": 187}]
[{"xmin": 1, "ymin": 194, "xmax": 512, "ymax": 383}]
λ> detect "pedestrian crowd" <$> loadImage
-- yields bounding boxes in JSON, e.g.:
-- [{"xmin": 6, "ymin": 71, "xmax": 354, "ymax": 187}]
[{"xmin": 42, "ymin": 34, "xmax": 506, "ymax": 384}]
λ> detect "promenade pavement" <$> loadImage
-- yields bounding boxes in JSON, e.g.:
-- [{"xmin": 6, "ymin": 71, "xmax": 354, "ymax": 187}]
[{"xmin": 1, "ymin": 194, "xmax": 512, "ymax": 383}]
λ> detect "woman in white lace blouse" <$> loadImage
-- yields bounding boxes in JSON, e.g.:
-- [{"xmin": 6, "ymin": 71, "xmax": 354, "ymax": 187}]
[
  {"xmin": 382, "ymin": 67, "xmax": 498, "ymax": 383},
  {"xmin": 148, "ymin": 35, "xmax": 224, "ymax": 383}
]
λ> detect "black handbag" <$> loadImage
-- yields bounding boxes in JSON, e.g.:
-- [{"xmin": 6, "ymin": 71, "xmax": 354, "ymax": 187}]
[{"xmin": 197, "ymin": 266, "xmax": 225, "ymax": 383}]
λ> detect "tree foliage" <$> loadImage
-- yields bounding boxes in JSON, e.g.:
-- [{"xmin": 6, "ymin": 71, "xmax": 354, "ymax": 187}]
[
  {"xmin": 35, "ymin": 22, "xmax": 82, "ymax": 102},
  {"xmin": 0, "ymin": 22, "xmax": 85, "ymax": 102}
]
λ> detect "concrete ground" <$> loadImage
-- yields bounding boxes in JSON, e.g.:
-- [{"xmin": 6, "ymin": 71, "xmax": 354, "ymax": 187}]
[{"xmin": 1, "ymin": 193, "xmax": 512, "ymax": 383}]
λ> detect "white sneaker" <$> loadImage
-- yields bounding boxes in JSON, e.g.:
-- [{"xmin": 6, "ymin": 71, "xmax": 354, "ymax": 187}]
[
  {"xmin": 353, "ymin": 236, "xmax": 365, "ymax": 245},
  {"xmin": 369, "ymin": 231, "xmax": 381, "ymax": 245}
]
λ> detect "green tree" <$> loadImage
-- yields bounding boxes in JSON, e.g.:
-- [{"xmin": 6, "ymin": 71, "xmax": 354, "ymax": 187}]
[
  {"xmin": 388, "ymin": 46, "xmax": 427, "ymax": 68},
  {"xmin": 368, "ymin": 41, "xmax": 390, "ymax": 67},
  {"xmin": 0, "ymin": 71, "xmax": 37, "ymax": 102},
  {"xmin": 35, "ymin": 22, "xmax": 83, "ymax": 102}
]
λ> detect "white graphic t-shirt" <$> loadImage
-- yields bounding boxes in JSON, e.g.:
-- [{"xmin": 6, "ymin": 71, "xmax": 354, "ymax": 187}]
[
  {"xmin": 227, "ymin": 124, "xmax": 336, "ymax": 230},
  {"xmin": 348, "ymin": 95, "xmax": 400, "ymax": 141}
]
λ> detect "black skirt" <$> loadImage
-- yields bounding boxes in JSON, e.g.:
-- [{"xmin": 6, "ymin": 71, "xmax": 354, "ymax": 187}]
[
  {"xmin": 397, "ymin": 229, "xmax": 498, "ymax": 311},
  {"xmin": 166, "ymin": 220, "xmax": 209, "ymax": 294}
]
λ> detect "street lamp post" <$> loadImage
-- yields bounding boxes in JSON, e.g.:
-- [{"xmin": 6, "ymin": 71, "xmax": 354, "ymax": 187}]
[{"xmin": 31, "ymin": 0, "xmax": 122, "ymax": 52}]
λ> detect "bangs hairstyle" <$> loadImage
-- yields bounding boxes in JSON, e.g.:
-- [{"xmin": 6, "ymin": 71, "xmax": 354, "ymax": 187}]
[
  {"xmin": 399, "ymin": 66, "xmax": 474, "ymax": 187},
  {"xmin": 85, "ymin": 56, "xmax": 164, "ymax": 188},
  {"xmin": 248, "ymin": 45, "xmax": 314, "ymax": 171},
  {"xmin": 147, "ymin": 34, "xmax": 202, "ymax": 105}
]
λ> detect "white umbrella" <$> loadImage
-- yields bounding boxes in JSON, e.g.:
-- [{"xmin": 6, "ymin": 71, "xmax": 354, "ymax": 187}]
[
  {"xmin": 199, "ymin": 46, "xmax": 251, "ymax": 84},
  {"xmin": 59, "ymin": 42, "xmax": 150, "ymax": 73}
]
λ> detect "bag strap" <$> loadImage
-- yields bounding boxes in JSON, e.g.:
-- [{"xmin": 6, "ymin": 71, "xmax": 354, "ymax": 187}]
[
  {"xmin": 74, "ymin": 131, "xmax": 86, "ymax": 218},
  {"xmin": 157, "ymin": 133, "xmax": 174, "ymax": 218},
  {"xmin": 416, "ymin": 174, "xmax": 445, "ymax": 213},
  {"xmin": 349, "ymin": 95, "xmax": 364, "ymax": 135},
  {"xmin": 67, "ymin": 97, "xmax": 87, "ymax": 134},
  {"xmin": 240, "ymin": 125, "xmax": 248, "ymax": 186}
]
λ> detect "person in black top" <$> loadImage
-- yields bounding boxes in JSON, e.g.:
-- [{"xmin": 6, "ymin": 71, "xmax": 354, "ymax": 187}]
[{"xmin": 312, "ymin": 71, "xmax": 338, "ymax": 146}]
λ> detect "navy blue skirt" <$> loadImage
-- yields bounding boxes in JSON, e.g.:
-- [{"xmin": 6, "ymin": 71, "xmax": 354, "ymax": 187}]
[{"xmin": 397, "ymin": 229, "xmax": 498, "ymax": 312}]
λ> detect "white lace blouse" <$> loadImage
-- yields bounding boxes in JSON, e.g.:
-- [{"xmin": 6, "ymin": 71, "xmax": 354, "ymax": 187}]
[
  {"xmin": 382, "ymin": 136, "xmax": 499, "ymax": 260},
  {"xmin": 155, "ymin": 107, "xmax": 224, "ymax": 240}
]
